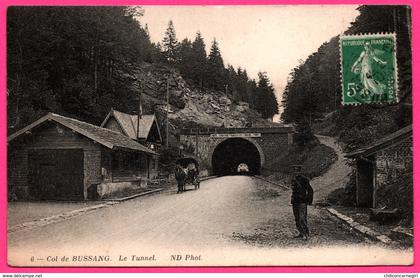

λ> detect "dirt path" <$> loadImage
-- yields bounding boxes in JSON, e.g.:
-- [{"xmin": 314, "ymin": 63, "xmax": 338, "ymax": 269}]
[{"xmin": 312, "ymin": 135, "xmax": 352, "ymax": 203}]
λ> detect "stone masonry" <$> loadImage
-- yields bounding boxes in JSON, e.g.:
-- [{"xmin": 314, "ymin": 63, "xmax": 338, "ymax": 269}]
[{"xmin": 179, "ymin": 126, "xmax": 294, "ymax": 173}]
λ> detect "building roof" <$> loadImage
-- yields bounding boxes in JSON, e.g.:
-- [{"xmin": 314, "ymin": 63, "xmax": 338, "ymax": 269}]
[
  {"xmin": 345, "ymin": 125, "xmax": 412, "ymax": 158},
  {"xmin": 8, "ymin": 113, "xmax": 158, "ymax": 155},
  {"xmin": 101, "ymin": 109, "xmax": 161, "ymax": 141}
]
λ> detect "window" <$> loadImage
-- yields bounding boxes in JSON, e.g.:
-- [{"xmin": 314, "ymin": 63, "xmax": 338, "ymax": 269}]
[{"xmin": 112, "ymin": 152, "xmax": 141, "ymax": 177}]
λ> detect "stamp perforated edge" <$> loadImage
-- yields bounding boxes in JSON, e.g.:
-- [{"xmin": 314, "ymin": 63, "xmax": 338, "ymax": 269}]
[{"xmin": 339, "ymin": 32, "xmax": 399, "ymax": 106}]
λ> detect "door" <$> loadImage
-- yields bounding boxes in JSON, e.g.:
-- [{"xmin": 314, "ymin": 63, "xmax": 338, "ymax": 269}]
[
  {"xmin": 38, "ymin": 164, "xmax": 57, "ymax": 199},
  {"xmin": 356, "ymin": 157, "xmax": 375, "ymax": 207},
  {"xmin": 29, "ymin": 149, "xmax": 84, "ymax": 200}
]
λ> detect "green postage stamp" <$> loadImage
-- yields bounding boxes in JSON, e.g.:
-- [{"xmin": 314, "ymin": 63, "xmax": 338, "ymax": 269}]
[{"xmin": 340, "ymin": 33, "xmax": 398, "ymax": 105}]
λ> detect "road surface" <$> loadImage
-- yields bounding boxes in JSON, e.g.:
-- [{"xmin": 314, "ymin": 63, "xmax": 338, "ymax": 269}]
[{"xmin": 8, "ymin": 176, "xmax": 412, "ymax": 267}]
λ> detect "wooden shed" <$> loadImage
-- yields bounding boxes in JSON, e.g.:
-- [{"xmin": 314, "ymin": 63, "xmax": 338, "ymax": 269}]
[
  {"xmin": 345, "ymin": 125, "xmax": 412, "ymax": 208},
  {"xmin": 8, "ymin": 113, "xmax": 158, "ymax": 201}
]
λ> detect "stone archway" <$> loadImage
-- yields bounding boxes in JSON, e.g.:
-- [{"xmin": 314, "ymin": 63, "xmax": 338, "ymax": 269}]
[{"xmin": 210, "ymin": 137, "xmax": 265, "ymax": 176}]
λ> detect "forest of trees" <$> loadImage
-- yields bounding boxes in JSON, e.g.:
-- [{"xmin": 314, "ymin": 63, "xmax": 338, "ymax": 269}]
[
  {"xmin": 7, "ymin": 6, "xmax": 159, "ymax": 131},
  {"xmin": 7, "ymin": 7, "xmax": 279, "ymax": 135},
  {"xmin": 159, "ymin": 21, "xmax": 279, "ymax": 119},
  {"xmin": 281, "ymin": 5, "xmax": 412, "ymax": 151}
]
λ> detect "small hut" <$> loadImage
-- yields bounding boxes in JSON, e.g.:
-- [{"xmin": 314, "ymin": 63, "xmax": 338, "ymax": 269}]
[
  {"xmin": 345, "ymin": 125, "xmax": 412, "ymax": 208},
  {"xmin": 8, "ymin": 113, "xmax": 159, "ymax": 201}
]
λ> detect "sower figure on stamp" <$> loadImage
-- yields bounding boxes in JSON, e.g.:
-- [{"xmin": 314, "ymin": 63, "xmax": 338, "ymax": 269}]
[
  {"xmin": 290, "ymin": 165, "xmax": 313, "ymax": 240},
  {"xmin": 351, "ymin": 41, "xmax": 387, "ymax": 97}
]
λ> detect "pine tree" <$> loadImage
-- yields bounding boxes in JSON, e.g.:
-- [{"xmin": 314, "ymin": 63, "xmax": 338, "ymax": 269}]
[
  {"xmin": 238, "ymin": 69, "xmax": 250, "ymax": 103},
  {"xmin": 255, "ymin": 72, "xmax": 279, "ymax": 119},
  {"xmin": 162, "ymin": 20, "xmax": 179, "ymax": 63},
  {"xmin": 208, "ymin": 38, "xmax": 225, "ymax": 90},
  {"xmin": 226, "ymin": 65, "xmax": 237, "ymax": 99},
  {"xmin": 178, "ymin": 38, "xmax": 194, "ymax": 80},
  {"xmin": 191, "ymin": 31, "xmax": 207, "ymax": 87},
  {"xmin": 150, "ymin": 42, "xmax": 165, "ymax": 63},
  {"xmin": 144, "ymin": 23, "xmax": 150, "ymax": 38},
  {"xmin": 225, "ymin": 65, "xmax": 260, "ymax": 106},
  {"xmin": 247, "ymin": 79, "xmax": 258, "ymax": 108}
]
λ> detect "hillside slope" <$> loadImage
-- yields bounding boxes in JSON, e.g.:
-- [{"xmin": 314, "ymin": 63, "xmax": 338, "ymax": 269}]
[{"xmin": 129, "ymin": 63, "xmax": 275, "ymax": 132}]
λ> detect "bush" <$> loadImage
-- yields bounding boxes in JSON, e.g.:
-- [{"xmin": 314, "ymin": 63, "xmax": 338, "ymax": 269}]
[
  {"xmin": 158, "ymin": 146, "xmax": 182, "ymax": 175},
  {"xmin": 294, "ymin": 121, "xmax": 318, "ymax": 148},
  {"xmin": 327, "ymin": 170, "xmax": 357, "ymax": 206}
]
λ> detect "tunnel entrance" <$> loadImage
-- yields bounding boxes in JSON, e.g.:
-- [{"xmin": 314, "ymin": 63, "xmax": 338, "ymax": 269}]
[{"xmin": 211, "ymin": 138, "xmax": 261, "ymax": 176}]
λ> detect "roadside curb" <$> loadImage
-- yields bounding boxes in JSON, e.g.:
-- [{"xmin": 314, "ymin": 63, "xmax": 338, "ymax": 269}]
[
  {"xmin": 8, "ymin": 201, "xmax": 118, "ymax": 234},
  {"xmin": 326, "ymin": 208, "xmax": 393, "ymax": 244},
  {"xmin": 200, "ymin": 175, "xmax": 217, "ymax": 181},
  {"xmin": 254, "ymin": 175, "xmax": 290, "ymax": 190},
  {"xmin": 105, "ymin": 188, "xmax": 165, "ymax": 202}
]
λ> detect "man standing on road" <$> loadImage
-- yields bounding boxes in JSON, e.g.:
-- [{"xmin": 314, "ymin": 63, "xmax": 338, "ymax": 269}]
[{"xmin": 291, "ymin": 168, "xmax": 313, "ymax": 240}]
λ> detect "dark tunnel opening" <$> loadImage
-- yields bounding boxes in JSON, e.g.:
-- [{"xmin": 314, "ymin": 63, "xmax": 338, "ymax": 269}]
[{"xmin": 211, "ymin": 138, "xmax": 261, "ymax": 176}]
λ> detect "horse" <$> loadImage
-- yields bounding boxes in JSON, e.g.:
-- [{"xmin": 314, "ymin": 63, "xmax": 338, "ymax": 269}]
[
  {"xmin": 186, "ymin": 168, "xmax": 200, "ymax": 190},
  {"xmin": 174, "ymin": 164, "xmax": 187, "ymax": 193}
]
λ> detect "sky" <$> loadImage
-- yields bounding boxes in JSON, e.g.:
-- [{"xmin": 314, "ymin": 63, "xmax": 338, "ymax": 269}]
[{"xmin": 140, "ymin": 5, "xmax": 360, "ymax": 121}]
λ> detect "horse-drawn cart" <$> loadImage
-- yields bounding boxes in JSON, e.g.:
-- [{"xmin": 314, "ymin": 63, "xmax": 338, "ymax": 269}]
[{"xmin": 175, "ymin": 157, "xmax": 200, "ymax": 193}]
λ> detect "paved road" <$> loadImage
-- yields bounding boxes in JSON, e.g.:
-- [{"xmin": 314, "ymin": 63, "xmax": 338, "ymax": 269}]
[{"xmin": 8, "ymin": 176, "xmax": 411, "ymax": 267}]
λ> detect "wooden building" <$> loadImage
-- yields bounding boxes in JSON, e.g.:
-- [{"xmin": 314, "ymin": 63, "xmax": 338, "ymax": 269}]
[
  {"xmin": 8, "ymin": 113, "xmax": 158, "ymax": 201},
  {"xmin": 101, "ymin": 109, "xmax": 162, "ymax": 151},
  {"xmin": 345, "ymin": 125, "xmax": 412, "ymax": 208}
]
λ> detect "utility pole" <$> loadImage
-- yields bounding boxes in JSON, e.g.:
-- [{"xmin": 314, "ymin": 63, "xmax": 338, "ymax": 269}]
[
  {"xmin": 137, "ymin": 85, "xmax": 143, "ymax": 141},
  {"xmin": 166, "ymin": 76, "xmax": 170, "ymax": 147}
]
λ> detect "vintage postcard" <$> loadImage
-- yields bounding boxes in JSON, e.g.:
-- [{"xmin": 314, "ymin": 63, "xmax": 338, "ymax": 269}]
[{"xmin": 6, "ymin": 5, "xmax": 413, "ymax": 267}]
